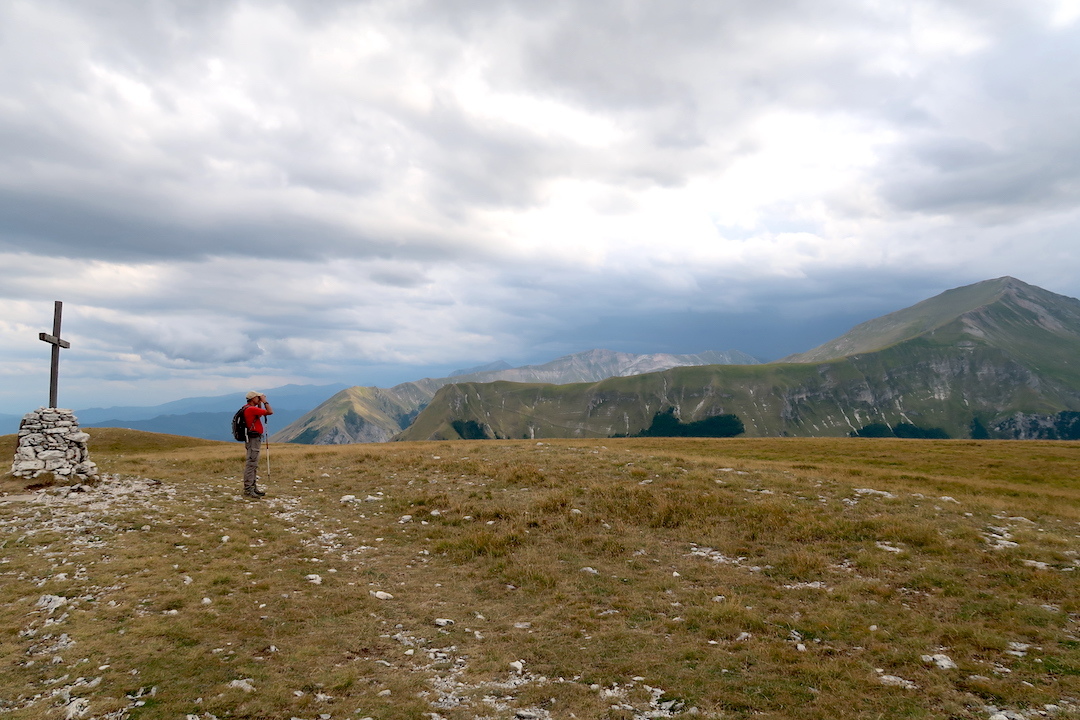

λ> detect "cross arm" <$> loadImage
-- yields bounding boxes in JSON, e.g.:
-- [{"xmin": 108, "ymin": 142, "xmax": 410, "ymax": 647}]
[{"xmin": 39, "ymin": 332, "xmax": 71, "ymax": 349}]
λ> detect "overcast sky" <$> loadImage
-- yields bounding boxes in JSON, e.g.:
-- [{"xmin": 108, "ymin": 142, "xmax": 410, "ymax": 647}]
[{"xmin": 2, "ymin": 0, "xmax": 1079, "ymax": 414}]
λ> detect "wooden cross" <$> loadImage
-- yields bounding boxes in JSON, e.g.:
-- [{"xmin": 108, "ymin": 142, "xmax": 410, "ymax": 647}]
[{"xmin": 38, "ymin": 301, "xmax": 71, "ymax": 408}]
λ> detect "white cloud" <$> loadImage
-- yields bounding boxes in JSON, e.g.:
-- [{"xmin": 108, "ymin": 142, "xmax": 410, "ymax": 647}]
[
  {"xmin": 1047, "ymin": 0, "xmax": 1080, "ymax": 27},
  {"xmin": 0, "ymin": 0, "xmax": 1078, "ymax": 412}
]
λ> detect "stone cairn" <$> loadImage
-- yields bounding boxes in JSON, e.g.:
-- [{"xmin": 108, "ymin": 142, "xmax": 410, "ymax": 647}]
[{"xmin": 10, "ymin": 407, "xmax": 99, "ymax": 482}]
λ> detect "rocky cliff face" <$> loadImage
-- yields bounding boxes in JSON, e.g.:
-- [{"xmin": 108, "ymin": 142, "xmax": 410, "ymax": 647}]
[{"xmin": 995, "ymin": 412, "xmax": 1080, "ymax": 440}]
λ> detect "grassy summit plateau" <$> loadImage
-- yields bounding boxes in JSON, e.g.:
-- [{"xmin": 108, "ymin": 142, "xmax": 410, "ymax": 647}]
[{"xmin": 1, "ymin": 429, "xmax": 1079, "ymax": 719}]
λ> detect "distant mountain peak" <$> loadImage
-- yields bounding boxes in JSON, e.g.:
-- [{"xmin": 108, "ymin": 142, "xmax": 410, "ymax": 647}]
[
  {"xmin": 782, "ymin": 277, "xmax": 1080, "ymax": 363},
  {"xmin": 449, "ymin": 360, "xmax": 513, "ymax": 377}
]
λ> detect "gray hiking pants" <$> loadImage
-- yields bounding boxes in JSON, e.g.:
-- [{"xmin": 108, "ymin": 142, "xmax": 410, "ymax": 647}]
[{"xmin": 243, "ymin": 434, "xmax": 262, "ymax": 491}]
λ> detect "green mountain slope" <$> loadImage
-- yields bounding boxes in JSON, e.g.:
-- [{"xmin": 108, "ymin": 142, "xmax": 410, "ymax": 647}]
[
  {"xmin": 784, "ymin": 276, "xmax": 1080, "ymax": 364},
  {"xmin": 273, "ymin": 386, "xmax": 426, "ymax": 444},
  {"xmin": 400, "ymin": 277, "xmax": 1080, "ymax": 441},
  {"xmin": 272, "ymin": 349, "xmax": 758, "ymax": 444}
]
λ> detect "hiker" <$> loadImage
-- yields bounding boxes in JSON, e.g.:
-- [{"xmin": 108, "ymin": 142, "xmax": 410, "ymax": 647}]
[{"xmin": 242, "ymin": 391, "xmax": 273, "ymax": 498}]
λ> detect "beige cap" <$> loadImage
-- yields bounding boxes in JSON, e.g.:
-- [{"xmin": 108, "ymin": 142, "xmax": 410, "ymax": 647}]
[{"xmin": 246, "ymin": 391, "xmax": 262, "ymax": 400}]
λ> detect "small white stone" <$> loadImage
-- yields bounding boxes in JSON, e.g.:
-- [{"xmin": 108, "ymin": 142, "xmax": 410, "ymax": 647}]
[
  {"xmin": 1006, "ymin": 641, "xmax": 1030, "ymax": 657},
  {"xmin": 306, "ymin": 574, "xmax": 322, "ymax": 585},
  {"xmin": 37, "ymin": 595, "xmax": 68, "ymax": 614},
  {"xmin": 340, "ymin": 495, "xmax": 356, "ymax": 503},
  {"xmin": 875, "ymin": 541, "xmax": 902, "ymax": 553},
  {"xmin": 377, "ymin": 689, "xmax": 391, "ymax": 697},
  {"xmin": 510, "ymin": 660, "xmax": 524, "ymax": 672},
  {"xmin": 878, "ymin": 674, "xmax": 917, "ymax": 690},
  {"xmin": 581, "ymin": 567, "xmax": 599, "ymax": 575},
  {"xmin": 228, "ymin": 678, "xmax": 255, "ymax": 692},
  {"xmin": 370, "ymin": 590, "xmax": 393, "ymax": 600},
  {"xmin": 921, "ymin": 653, "xmax": 957, "ymax": 670},
  {"xmin": 434, "ymin": 618, "xmax": 454, "ymax": 627}
]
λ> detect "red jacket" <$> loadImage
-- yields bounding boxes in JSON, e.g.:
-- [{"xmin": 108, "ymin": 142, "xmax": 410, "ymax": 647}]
[{"xmin": 243, "ymin": 405, "xmax": 270, "ymax": 435}]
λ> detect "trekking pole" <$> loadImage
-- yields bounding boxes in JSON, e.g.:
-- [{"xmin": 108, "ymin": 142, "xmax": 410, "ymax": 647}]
[{"xmin": 264, "ymin": 417, "xmax": 271, "ymax": 485}]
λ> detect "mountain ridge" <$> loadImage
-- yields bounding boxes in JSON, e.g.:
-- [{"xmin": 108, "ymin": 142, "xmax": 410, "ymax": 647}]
[
  {"xmin": 781, "ymin": 276, "xmax": 1079, "ymax": 362},
  {"xmin": 0, "ymin": 384, "xmax": 351, "ymax": 438},
  {"xmin": 272, "ymin": 348, "xmax": 760, "ymax": 444},
  {"xmin": 399, "ymin": 278, "xmax": 1080, "ymax": 441},
  {"xmin": 76, "ymin": 383, "xmax": 351, "ymax": 424}
]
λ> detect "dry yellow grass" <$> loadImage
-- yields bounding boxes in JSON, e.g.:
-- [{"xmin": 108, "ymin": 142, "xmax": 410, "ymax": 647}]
[{"xmin": 1, "ymin": 431, "xmax": 1078, "ymax": 719}]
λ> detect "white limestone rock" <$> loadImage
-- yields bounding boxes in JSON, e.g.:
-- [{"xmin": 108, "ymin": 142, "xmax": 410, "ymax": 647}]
[
  {"xmin": 878, "ymin": 674, "xmax": 918, "ymax": 690},
  {"xmin": 922, "ymin": 653, "xmax": 958, "ymax": 670},
  {"xmin": 228, "ymin": 678, "xmax": 256, "ymax": 692}
]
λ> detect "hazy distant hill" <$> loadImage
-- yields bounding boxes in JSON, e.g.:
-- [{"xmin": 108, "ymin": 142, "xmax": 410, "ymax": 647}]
[
  {"xmin": 399, "ymin": 277, "xmax": 1080, "ymax": 441},
  {"xmin": 79, "ymin": 384, "xmax": 350, "ymax": 442},
  {"xmin": 0, "ymin": 413, "xmax": 21, "ymax": 435},
  {"xmin": 272, "ymin": 349, "xmax": 760, "ymax": 444}
]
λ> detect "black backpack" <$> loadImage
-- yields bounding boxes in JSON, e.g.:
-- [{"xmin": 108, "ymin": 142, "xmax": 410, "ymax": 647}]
[{"xmin": 231, "ymin": 407, "xmax": 249, "ymax": 442}]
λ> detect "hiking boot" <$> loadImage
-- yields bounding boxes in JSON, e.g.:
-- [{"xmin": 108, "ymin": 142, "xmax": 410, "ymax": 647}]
[
  {"xmin": 252, "ymin": 487, "xmax": 266, "ymax": 497},
  {"xmin": 243, "ymin": 488, "xmax": 262, "ymax": 499}
]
